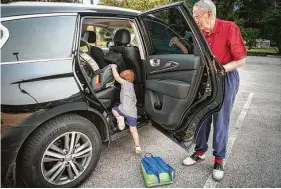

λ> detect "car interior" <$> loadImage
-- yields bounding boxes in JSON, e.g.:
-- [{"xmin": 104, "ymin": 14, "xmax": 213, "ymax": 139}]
[
  {"xmin": 78, "ymin": 18, "xmax": 145, "ymax": 118},
  {"xmin": 78, "ymin": 10, "xmax": 208, "ymax": 131}
]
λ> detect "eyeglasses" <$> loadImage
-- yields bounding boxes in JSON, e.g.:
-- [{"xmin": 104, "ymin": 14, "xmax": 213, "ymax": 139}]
[
  {"xmin": 193, "ymin": 11, "xmax": 209, "ymax": 21},
  {"xmin": 193, "ymin": 14, "xmax": 203, "ymax": 21}
]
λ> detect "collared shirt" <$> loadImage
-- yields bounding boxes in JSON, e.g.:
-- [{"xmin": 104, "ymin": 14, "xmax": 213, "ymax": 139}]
[{"xmin": 203, "ymin": 19, "xmax": 247, "ymax": 65}]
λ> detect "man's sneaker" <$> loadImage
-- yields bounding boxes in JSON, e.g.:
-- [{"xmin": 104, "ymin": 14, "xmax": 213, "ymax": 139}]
[
  {"xmin": 117, "ymin": 116, "xmax": 125, "ymax": 130},
  {"xmin": 182, "ymin": 153, "xmax": 206, "ymax": 166},
  {"xmin": 212, "ymin": 163, "xmax": 224, "ymax": 181},
  {"xmin": 135, "ymin": 146, "xmax": 142, "ymax": 154}
]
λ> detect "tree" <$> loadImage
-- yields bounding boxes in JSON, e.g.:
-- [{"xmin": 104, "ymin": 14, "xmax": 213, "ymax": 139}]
[
  {"xmin": 4, "ymin": 0, "xmax": 279, "ymax": 54},
  {"xmin": 100, "ymin": 0, "xmax": 175, "ymax": 11},
  {"xmin": 211, "ymin": 0, "xmax": 281, "ymax": 53},
  {"xmin": 235, "ymin": 0, "xmax": 281, "ymax": 54},
  {"xmin": 260, "ymin": 2, "xmax": 281, "ymax": 54}
]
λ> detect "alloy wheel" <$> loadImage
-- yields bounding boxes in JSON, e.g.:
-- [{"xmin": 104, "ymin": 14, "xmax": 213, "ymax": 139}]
[{"xmin": 41, "ymin": 132, "xmax": 93, "ymax": 185}]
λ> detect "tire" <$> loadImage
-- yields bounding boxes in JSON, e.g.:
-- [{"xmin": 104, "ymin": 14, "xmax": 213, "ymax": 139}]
[{"xmin": 18, "ymin": 114, "xmax": 101, "ymax": 187}]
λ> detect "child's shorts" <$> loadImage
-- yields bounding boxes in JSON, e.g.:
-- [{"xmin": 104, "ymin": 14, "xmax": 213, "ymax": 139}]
[{"xmin": 113, "ymin": 106, "xmax": 137, "ymax": 127}]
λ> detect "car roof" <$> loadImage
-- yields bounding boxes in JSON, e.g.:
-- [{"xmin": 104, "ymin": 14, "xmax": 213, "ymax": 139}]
[{"xmin": 1, "ymin": 2, "xmax": 141, "ymax": 18}]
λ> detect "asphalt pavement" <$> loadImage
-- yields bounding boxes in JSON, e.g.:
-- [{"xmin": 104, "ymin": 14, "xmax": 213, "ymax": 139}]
[{"xmin": 81, "ymin": 56, "xmax": 281, "ymax": 188}]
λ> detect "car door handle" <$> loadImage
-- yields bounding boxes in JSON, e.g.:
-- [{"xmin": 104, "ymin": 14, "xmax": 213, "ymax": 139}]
[
  {"xmin": 150, "ymin": 61, "xmax": 179, "ymax": 74},
  {"xmin": 150, "ymin": 58, "xmax": 160, "ymax": 67},
  {"xmin": 161, "ymin": 61, "xmax": 178, "ymax": 69}
]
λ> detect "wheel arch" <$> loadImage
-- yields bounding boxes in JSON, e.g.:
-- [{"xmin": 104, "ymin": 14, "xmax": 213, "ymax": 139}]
[{"xmin": 14, "ymin": 102, "xmax": 110, "ymax": 185}]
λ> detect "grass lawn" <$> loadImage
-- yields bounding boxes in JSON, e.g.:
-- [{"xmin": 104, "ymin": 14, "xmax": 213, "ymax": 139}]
[{"xmin": 247, "ymin": 47, "xmax": 278, "ymax": 55}]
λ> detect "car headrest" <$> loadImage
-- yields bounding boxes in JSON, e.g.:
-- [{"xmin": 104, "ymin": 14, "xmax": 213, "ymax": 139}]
[
  {"xmin": 80, "ymin": 37, "xmax": 88, "ymax": 46},
  {"xmin": 114, "ymin": 28, "xmax": 131, "ymax": 46},
  {"xmin": 88, "ymin": 31, "xmax": 96, "ymax": 44}
]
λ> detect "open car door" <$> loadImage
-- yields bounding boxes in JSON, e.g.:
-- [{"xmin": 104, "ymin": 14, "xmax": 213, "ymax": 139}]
[{"xmin": 137, "ymin": 2, "xmax": 225, "ymax": 149}]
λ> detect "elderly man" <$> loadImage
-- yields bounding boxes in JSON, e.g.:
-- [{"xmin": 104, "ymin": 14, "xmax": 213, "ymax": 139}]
[{"xmin": 182, "ymin": 0, "xmax": 247, "ymax": 181}]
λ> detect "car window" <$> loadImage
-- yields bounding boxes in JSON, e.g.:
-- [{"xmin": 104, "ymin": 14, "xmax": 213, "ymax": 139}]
[
  {"xmin": 142, "ymin": 7, "xmax": 194, "ymax": 55},
  {"xmin": 96, "ymin": 27, "xmax": 139, "ymax": 48},
  {"xmin": 126, "ymin": 28, "xmax": 140, "ymax": 47},
  {"xmin": 81, "ymin": 17, "xmax": 142, "ymax": 48},
  {"xmin": 130, "ymin": 33, "xmax": 139, "ymax": 47},
  {"xmin": 94, "ymin": 27, "xmax": 112, "ymax": 48},
  {"xmin": 1, "ymin": 16, "xmax": 76, "ymax": 63}
]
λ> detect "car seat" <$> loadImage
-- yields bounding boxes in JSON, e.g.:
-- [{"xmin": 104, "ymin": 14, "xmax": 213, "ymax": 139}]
[
  {"xmin": 79, "ymin": 39, "xmax": 117, "ymax": 108},
  {"xmin": 109, "ymin": 28, "xmax": 143, "ymax": 100},
  {"xmin": 109, "ymin": 28, "xmax": 142, "ymax": 85},
  {"xmin": 86, "ymin": 31, "xmax": 109, "ymax": 69}
]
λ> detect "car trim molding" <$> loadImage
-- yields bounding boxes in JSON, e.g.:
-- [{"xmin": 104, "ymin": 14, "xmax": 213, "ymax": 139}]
[
  {"xmin": 0, "ymin": 13, "xmax": 77, "ymax": 22},
  {"xmin": 0, "ymin": 57, "xmax": 72, "ymax": 65}
]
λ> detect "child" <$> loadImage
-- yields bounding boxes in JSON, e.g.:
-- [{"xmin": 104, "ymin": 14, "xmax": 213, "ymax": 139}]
[{"xmin": 110, "ymin": 64, "xmax": 141, "ymax": 154}]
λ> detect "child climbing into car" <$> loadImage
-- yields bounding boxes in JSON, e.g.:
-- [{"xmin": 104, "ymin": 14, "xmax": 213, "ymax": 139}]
[{"xmin": 110, "ymin": 64, "xmax": 141, "ymax": 154}]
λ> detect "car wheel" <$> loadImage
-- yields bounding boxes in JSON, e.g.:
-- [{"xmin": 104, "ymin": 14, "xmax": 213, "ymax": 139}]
[{"xmin": 18, "ymin": 114, "xmax": 101, "ymax": 187}]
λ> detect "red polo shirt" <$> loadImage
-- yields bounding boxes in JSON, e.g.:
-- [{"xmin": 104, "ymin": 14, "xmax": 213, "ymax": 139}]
[{"xmin": 203, "ymin": 19, "xmax": 247, "ymax": 65}]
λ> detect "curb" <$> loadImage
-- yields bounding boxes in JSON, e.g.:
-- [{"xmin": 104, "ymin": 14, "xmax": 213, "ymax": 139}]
[{"xmin": 267, "ymin": 55, "xmax": 281, "ymax": 58}]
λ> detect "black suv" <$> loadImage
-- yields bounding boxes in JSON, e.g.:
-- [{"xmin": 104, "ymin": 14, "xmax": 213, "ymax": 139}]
[{"xmin": 1, "ymin": 2, "xmax": 224, "ymax": 187}]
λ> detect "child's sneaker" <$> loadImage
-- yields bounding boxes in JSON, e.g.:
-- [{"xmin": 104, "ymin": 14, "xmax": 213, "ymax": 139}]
[
  {"xmin": 135, "ymin": 146, "xmax": 142, "ymax": 154},
  {"xmin": 117, "ymin": 116, "xmax": 125, "ymax": 130}
]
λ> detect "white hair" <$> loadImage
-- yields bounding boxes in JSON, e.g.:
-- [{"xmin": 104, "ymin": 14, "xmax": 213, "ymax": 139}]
[{"xmin": 193, "ymin": 0, "xmax": 216, "ymax": 17}]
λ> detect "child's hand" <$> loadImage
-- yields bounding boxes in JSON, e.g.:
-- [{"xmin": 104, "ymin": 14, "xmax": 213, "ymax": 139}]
[{"xmin": 110, "ymin": 64, "xmax": 117, "ymax": 69}]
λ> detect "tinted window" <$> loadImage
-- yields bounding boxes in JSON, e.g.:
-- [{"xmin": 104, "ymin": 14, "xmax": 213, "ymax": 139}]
[
  {"xmin": 143, "ymin": 7, "xmax": 194, "ymax": 55},
  {"xmin": 1, "ymin": 16, "xmax": 76, "ymax": 62},
  {"xmin": 95, "ymin": 27, "xmax": 112, "ymax": 47},
  {"xmin": 94, "ymin": 27, "xmax": 139, "ymax": 48}
]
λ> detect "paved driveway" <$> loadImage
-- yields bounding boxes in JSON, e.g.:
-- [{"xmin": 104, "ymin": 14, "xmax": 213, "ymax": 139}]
[{"xmin": 81, "ymin": 56, "xmax": 281, "ymax": 188}]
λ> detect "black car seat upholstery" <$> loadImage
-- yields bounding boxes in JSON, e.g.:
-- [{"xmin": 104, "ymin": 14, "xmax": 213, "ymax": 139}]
[
  {"xmin": 84, "ymin": 31, "xmax": 108, "ymax": 69},
  {"xmin": 109, "ymin": 28, "xmax": 142, "ymax": 85},
  {"xmin": 79, "ymin": 39, "xmax": 117, "ymax": 108}
]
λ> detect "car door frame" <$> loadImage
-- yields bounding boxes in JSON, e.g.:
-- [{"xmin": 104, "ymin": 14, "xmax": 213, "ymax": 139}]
[{"xmin": 136, "ymin": 2, "xmax": 225, "ymax": 149}]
